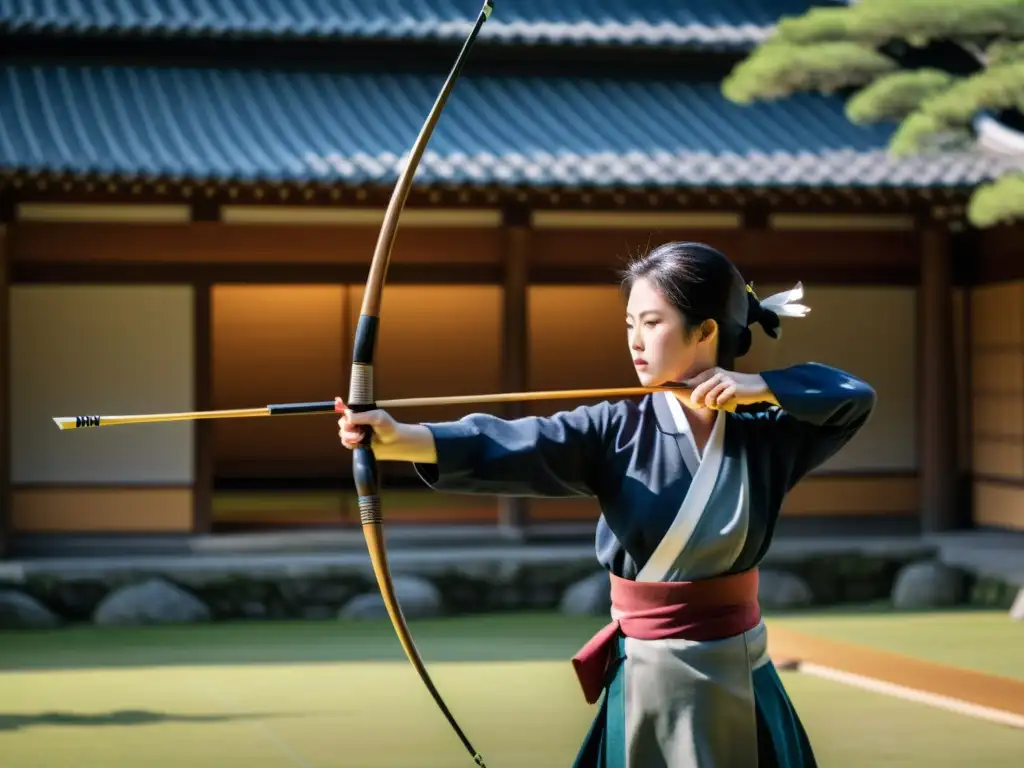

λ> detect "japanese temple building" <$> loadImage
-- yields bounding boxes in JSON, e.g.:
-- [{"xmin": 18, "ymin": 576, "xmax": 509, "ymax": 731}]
[{"xmin": 1, "ymin": 0, "xmax": 1023, "ymax": 558}]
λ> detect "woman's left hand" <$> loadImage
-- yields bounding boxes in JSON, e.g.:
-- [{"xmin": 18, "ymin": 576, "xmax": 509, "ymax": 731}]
[{"xmin": 683, "ymin": 368, "xmax": 775, "ymax": 411}]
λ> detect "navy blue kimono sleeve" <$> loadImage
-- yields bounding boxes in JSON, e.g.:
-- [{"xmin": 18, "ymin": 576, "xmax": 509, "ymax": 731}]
[
  {"xmin": 747, "ymin": 362, "xmax": 876, "ymax": 491},
  {"xmin": 412, "ymin": 401, "xmax": 628, "ymax": 498}
]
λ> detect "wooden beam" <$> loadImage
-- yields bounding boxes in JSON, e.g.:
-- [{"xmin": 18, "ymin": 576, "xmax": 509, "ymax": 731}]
[
  {"xmin": 7, "ymin": 170, "xmax": 957, "ymax": 213},
  {"xmin": 529, "ymin": 264, "xmax": 920, "ymax": 287},
  {"xmin": 768, "ymin": 213, "xmax": 916, "ymax": 231},
  {"xmin": 11, "ymin": 221, "xmax": 503, "ymax": 265},
  {"xmin": 12, "ymin": 261, "xmax": 503, "ymax": 285},
  {"xmin": 193, "ymin": 281, "xmax": 213, "ymax": 534},
  {"xmin": 499, "ymin": 207, "xmax": 531, "ymax": 537},
  {"xmin": 12, "ymin": 220, "xmax": 921, "ymax": 285},
  {"xmin": 920, "ymin": 222, "xmax": 959, "ymax": 531},
  {"xmin": 530, "ymin": 227, "xmax": 918, "ymax": 283},
  {"xmin": 0, "ymin": 224, "xmax": 9, "ymax": 558},
  {"xmin": 11, "ymin": 254, "xmax": 922, "ymax": 288},
  {"xmin": 15, "ymin": 203, "xmax": 192, "ymax": 223},
  {"xmin": 220, "ymin": 206, "xmax": 502, "ymax": 228},
  {"xmin": 531, "ymin": 211, "xmax": 741, "ymax": 229}
]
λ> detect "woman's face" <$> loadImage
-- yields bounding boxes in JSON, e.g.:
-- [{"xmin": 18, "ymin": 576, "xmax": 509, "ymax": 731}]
[{"xmin": 625, "ymin": 277, "xmax": 715, "ymax": 386}]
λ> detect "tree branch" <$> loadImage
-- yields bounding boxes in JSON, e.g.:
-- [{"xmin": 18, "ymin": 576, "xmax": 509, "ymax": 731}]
[
  {"xmin": 776, "ymin": 0, "xmax": 1024, "ymax": 48},
  {"xmin": 846, "ymin": 69, "xmax": 956, "ymax": 123},
  {"xmin": 924, "ymin": 60, "xmax": 1024, "ymax": 123},
  {"xmin": 887, "ymin": 60, "xmax": 1024, "ymax": 153},
  {"xmin": 968, "ymin": 173, "xmax": 1024, "ymax": 227},
  {"xmin": 723, "ymin": 0, "xmax": 1024, "ymax": 229},
  {"xmin": 722, "ymin": 42, "xmax": 897, "ymax": 103}
]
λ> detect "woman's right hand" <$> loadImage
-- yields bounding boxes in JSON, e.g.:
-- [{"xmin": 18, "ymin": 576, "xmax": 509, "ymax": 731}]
[{"xmin": 335, "ymin": 397, "xmax": 400, "ymax": 450}]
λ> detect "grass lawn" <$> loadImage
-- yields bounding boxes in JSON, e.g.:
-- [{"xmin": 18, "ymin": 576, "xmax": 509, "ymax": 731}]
[
  {"xmin": 767, "ymin": 606, "xmax": 1024, "ymax": 681},
  {"xmin": 1, "ymin": 614, "xmax": 1022, "ymax": 767}
]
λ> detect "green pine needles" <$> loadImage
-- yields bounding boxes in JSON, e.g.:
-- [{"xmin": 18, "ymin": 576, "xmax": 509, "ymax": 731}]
[{"xmin": 723, "ymin": 0, "xmax": 1024, "ymax": 227}]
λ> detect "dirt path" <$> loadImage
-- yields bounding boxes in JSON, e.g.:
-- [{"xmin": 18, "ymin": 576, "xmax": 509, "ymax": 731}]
[{"xmin": 768, "ymin": 625, "xmax": 1024, "ymax": 717}]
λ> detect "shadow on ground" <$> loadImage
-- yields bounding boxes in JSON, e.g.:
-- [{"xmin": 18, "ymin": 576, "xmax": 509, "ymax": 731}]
[{"xmin": 0, "ymin": 709, "xmax": 300, "ymax": 731}]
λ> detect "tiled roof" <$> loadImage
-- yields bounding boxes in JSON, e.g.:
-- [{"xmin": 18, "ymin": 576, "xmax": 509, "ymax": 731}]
[
  {"xmin": 0, "ymin": 64, "xmax": 1015, "ymax": 189},
  {"xmin": 0, "ymin": 0, "xmax": 833, "ymax": 49}
]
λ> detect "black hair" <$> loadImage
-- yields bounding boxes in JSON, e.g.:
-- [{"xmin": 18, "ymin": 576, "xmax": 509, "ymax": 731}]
[{"xmin": 620, "ymin": 241, "xmax": 782, "ymax": 369}]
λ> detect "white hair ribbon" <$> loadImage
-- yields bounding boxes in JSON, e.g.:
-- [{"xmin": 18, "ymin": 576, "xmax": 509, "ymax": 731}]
[{"xmin": 758, "ymin": 282, "xmax": 810, "ymax": 318}]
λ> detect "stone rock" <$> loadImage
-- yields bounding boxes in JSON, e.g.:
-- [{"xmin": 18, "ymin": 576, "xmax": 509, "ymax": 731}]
[
  {"xmin": 0, "ymin": 590, "xmax": 61, "ymax": 630},
  {"xmin": 758, "ymin": 570, "xmax": 813, "ymax": 610},
  {"xmin": 559, "ymin": 572, "xmax": 611, "ymax": 616},
  {"xmin": 93, "ymin": 578, "xmax": 212, "ymax": 626},
  {"xmin": 1010, "ymin": 588, "xmax": 1024, "ymax": 621},
  {"xmin": 891, "ymin": 561, "xmax": 965, "ymax": 609},
  {"xmin": 338, "ymin": 576, "xmax": 443, "ymax": 621}
]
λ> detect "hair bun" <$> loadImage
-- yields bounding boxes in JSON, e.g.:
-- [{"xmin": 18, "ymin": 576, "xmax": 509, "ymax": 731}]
[{"xmin": 745, "ymin": 284, "xmax": 782, "ymax": 339}]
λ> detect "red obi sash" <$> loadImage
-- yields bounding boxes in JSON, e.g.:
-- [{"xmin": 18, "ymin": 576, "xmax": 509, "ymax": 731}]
[{"xmin": 570, "ymin": 569, "xmax": 762, "ymax": 704}]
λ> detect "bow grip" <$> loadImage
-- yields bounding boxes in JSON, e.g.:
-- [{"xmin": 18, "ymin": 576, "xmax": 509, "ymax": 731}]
[
  {"xmin": 349, "ymin": 314, "xmax": 382, "ymax": 525},
  {"xmin": 347, "ymin": 313, "xmax": 378, "ymax": 445}
]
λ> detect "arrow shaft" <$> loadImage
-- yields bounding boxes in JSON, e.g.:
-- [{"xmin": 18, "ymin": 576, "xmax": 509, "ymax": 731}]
[{"xmin": 53, "ymin": 385, "xmax": 697, "ymax": 430}]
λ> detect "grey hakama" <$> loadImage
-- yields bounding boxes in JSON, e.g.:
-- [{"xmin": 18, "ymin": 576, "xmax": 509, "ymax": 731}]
[{"xmin": 413, "ymin": 363, "xmax": 875, "ymax": 767}]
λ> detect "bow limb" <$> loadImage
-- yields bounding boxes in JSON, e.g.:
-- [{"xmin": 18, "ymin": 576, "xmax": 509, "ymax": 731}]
[{"xmin": 347, "ymin": 3, "xmax": 492, "ymax": 766}]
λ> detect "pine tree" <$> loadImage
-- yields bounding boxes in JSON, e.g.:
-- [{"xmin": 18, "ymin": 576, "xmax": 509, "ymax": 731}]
[{"xmin": 722, "ymin": 0, "xmax": 1024, "ymax": 227}]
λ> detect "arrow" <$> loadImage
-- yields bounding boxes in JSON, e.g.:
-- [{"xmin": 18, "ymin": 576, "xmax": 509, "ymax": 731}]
[{"xmin": 52, "ymin": 384, "xmax": 719, "ymax": 431}]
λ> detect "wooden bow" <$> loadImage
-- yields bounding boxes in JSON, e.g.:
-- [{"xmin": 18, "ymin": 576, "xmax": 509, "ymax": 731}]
[{"xmin": 345, "ymin": 3, "xmax": 492, "ymax": 765}]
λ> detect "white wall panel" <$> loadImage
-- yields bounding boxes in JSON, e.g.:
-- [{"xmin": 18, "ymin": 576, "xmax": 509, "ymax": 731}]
[{"xmin": 11, "ymin": 286, "xmax": 194, "ymax": 484}]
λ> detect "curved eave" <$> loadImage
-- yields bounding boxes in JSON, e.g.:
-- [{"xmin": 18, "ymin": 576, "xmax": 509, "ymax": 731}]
[
  {"xmin": 0, "ymin": 21, "xmax": 771, "ymax": 51},
  {"xmin": 0, "ymin": 167, "xmax": 976, "ymax": 219},
  {"xmin": 0, "ymin": 0, "xmax": 831, "ymax": 50},
  {"xmin": 976, "ymin": 115, "xmax": 1024, "ymax": 158}
]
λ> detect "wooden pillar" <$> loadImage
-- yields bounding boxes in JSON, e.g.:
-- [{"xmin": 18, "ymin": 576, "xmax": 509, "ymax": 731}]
[
  {"xmin": 192, "ymin": 280, "xmax": 213, "ymax": 534},
  {"xmin": 950, "ymin": 228, "xmax": 977, "ymax": 529},
  {"xmin": 0, "ymin": 223, "xmax": 10, "ymax": 557},
  {"xmin": 191, "ymin": 203, "xmax": 217, "ymax": 535},
  {"xmin": 499, "ymin": 206, "xmax": 530, "ymax": 538},
  {"xmin": 919, "ymin": 221, "xmax": 958, "ymax": 532}
]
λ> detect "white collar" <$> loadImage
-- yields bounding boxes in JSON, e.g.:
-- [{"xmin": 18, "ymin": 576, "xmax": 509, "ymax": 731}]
[{"xmin": 663, "ymin": 392, "xmax": 719, "ymax": 466}]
